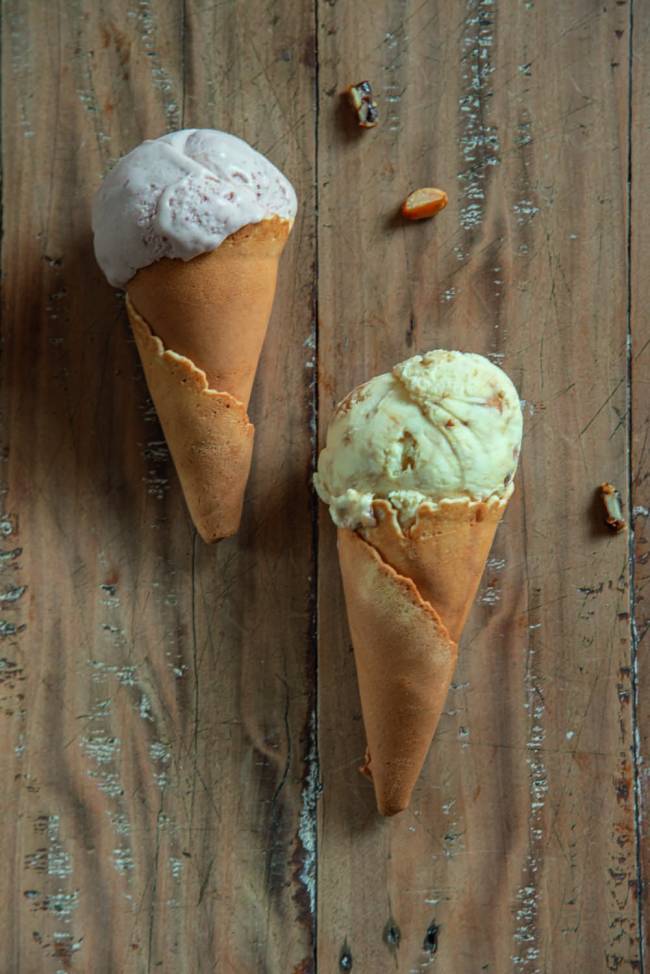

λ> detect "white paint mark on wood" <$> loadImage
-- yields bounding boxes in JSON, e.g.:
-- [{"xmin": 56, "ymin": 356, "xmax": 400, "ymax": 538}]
[
  {"xmin": 88, "ymin": 660, "xmax": 138, "ymax": 687},
  {"xmin": 107, "ymin": 811, "xmax": 131, "ymax": 836},
  {"xmin": 0, "ymin": 584, "xmax": 26, "ymax": 603},
  {"xmin": 139, "ymin": 693, "xmax": 154, "ymax": 721},
  {"xmin": 150, "ymin": 739, "xmax": 171, "ymax": 789},
  {"xmin": 513, "ymin": 200, "xmax": 540, "ymax": 225},
  {"xmin": 26, "ymin": 815, "xmax": 80, "ymax": 948},
  {"xmin": 15, "ymin": 732, "xmax": 26, "ymax": 757},
  {"xmin": 515, "ymin": 118, "xmax": 533, "ymax": 148},
  {"xmin": 458, "ymin": 0, "xmax": 500, "ymax": 231},
  {"xmin": 512, "ymin": 642, "xmax": 547, "ymax": 971},
  {"xmin": 7, "ymin": 6, "xmax": 35, "ymax": 138},
  {"xmin": 143, "ymin": 473, "xmax": 170, "ymax": 499},
  {"xmin": 112, "ymin": 847, "xmax": 135, "ymax": 874},
  {"xmin": 127, "ymin": 0, "xmax": 180, "ymax": 129},
  {"xmin": 42, "ymin": 816, "xmax": 73, "ymax": 879},
  {"xmin": 144, "ymin": 440, "xmax": 169, "ymax": 462},
  {"xmin": 487, "ymin": 351, "xmax": 505, "ymax": 364},
  {"xmin": 442, "ymin": 821, "xmax": 464, "ymax": 859},
  {"xmin": 84, "ymin": 576, "xmax": 137, "ymax": 856},
  {"xmin": 149, "ymin": 740, "xmax": 171, "ymax": 763},
  {"xmin": 87, "ymin": 770, "xmax": 124, "ymax": 798},
  {"xmin": 487, "ymin": 556, "xmax": 506, "ymax": 571},
  {"xmin": 45, "ymin": 889, "xmax": 80, "ymax": 921},
  {"xmin": 81, "ymin": 735, "xmax": 121, "ymax": 765},
  {"xmin": 458, "ymin": 725, "xmax": 470, "ymax": 750},
  {"xmin": 143, "ymin": 436, "xmax": 171, "ymax": 499},
  {"xmin": 297, "ymin": 711, "xmax": 318, "ymax": 919},
  {"xmin": 383, "ymin": 31, "xmax": 404, "ymax": 134},
  {"xmin": 478, "ymin": 584, "xmax": 500, "ymax": 605}
]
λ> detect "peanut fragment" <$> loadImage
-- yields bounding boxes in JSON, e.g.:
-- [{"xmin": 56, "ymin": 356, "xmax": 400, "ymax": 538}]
[
  {"xmin": 401, "ymin": 187, "xmax": 448, "ymax": 221},
  {"xmin": 600, "ymin": 482, "xmax": 626, "ymax": 532},
  {"xmin": 345, "ymin": 81, "xmax": 379, "ymax": 128}
]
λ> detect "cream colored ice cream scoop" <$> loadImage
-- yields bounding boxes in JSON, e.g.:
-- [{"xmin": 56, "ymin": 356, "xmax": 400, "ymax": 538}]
[{"xmin": 314, "ymin": 349, "xmax": 523, "ymax": 529}]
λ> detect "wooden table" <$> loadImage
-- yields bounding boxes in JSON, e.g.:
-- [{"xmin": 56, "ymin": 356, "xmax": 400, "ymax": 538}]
[{"xmin": 1, "ymin": 0, "xmax": 648, "ymax": 971}]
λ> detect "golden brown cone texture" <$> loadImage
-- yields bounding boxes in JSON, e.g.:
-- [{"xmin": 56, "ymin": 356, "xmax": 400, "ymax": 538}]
[
  {"xmin": 338, "ymin": 496, "xmax": 508, "ymax": 815},
  {"xmin": 126, "ymin": 217, "xmax": 291, "ymax": 542},
  {"xmin": 128, "ymin": 301, "xmax": 253, "ymax": 542}
]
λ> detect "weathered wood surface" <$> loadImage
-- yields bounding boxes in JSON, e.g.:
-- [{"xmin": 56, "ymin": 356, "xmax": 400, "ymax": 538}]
[
  {"xmin": 0, "ymin": 0, "xmax": 645, "ymax": 972},
  {"xmin": 633, "ymin": 1, "xmax": 650, "ymax": 969},
  {"xmin": 1, "ymin": 1, "xmax": 316, "ymax": 971},
  {"xmin": 317, "ymin": 0, "xmax": 642, "ymax": 971}
]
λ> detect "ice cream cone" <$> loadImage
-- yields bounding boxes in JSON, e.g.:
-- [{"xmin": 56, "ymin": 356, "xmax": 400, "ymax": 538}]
[
  {"xmin": 93, "ymin": 129, "xmax": 297, "ymax": 541},
  {"xmin": 126, "ymin": 217, "xmax": 291, "ymax": 542},
  {"xmin": 127, "ymin": 217, "xmax": 291, "ymax": 407},
  {"xmin": 315, "ymin": 349, "xmax": 522, "ymax": 815},
  {"xmin": 338, "ymin": 496, "xmax": 508, "ymax": 815},
  {"xmin": 363, "ymin": 497, "xmax": 507, "ymax": 642}
]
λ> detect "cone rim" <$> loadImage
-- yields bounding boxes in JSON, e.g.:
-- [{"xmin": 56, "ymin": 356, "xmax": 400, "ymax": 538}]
[
  {"xmin": 366, "ymin": 491, "xmax": 511, "ymax": 538},
  {"xmin": 126, "ymin": 295, "xmax": 253, "ymax": 428}
]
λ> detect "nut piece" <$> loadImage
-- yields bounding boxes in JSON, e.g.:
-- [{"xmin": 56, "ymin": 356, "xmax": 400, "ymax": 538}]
[
  {"xmin": 345, "ymin": 81, "xmax": 379, "ymax": 128},
  {"xmin": 600, "ymin": 482, "xmax": 626, "ymax": 532},
  {"xmin": 402, "ymin": 187, "xmax": 449, "ymax": 220}
]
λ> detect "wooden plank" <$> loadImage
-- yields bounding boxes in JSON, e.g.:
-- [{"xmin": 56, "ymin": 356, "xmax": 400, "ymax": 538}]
[
  {"xmin": 0, "ymin": 1, "xmax": 316, "ymax": 971},
  {"xmin": 631, "ymin": 0, "xmax": 650, "ymax": 956},
  {"xmin": 316, "ymin": 0, "xmax": 640, "ymax": 970}
]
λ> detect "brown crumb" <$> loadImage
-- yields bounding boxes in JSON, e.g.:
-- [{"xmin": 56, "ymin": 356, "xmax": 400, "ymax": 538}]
[
  {"xmin": 600, "ymin": 482, "xmax": 626, "ymax": 532},
  {"xmin": 345, "ymin": 81, "xmax": 379, "ymax": 128}
]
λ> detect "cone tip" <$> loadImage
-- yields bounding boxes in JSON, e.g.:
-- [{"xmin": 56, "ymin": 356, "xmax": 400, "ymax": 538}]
[
  {"xmin": 360, "ymin": 754, "xmax": 413, "ymax": 817},
  {"xmin": 196, "ymin": 518, "xmax": 240, "ymax": 544},
  {"xmin": 378, "ymin": 796, "xmax": 410, "ymax": 817}
]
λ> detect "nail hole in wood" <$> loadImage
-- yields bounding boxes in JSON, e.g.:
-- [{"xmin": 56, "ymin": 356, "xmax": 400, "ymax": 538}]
[
  {"xmin": 339, "ymin": 941, "xmax": 352, "ymax": 970},
  {"xmin": 383, "ymin": 919, "xmax": 401, "ymax": 949},
  {"xmin": 423, "ymin": 921, "xmax": 439, "ymax": 953}
]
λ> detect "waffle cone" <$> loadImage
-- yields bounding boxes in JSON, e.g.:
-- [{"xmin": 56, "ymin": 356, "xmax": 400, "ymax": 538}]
[
  {"xmin": 128, "ymin": 301, "xmax": 253, "ymax": 543},
  {"xmin": 126, "ymin": 217, "xmax": 292, "ymax": 541},
  {"xmin": 338, "ymin": 496, "xmax": 508, "ymax": 815}
]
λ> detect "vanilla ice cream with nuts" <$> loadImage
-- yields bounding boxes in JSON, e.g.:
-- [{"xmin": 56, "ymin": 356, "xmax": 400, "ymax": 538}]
[
  {"xmin": 93, "ymin": 129, "xmax": 297, "ymax": 288},
  {"xmin": 314, "ymin": 350, "xmax": 523, "ymax": 529}
]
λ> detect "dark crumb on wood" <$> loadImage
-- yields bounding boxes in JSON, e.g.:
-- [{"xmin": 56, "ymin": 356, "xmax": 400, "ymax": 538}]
[
  {"xmin": 600, "ymin": 482, "xmax": 626, "ymax": 532},
  {"xmin": 345, "ymin": 81, "xmax": 379, "ymax": 128}
]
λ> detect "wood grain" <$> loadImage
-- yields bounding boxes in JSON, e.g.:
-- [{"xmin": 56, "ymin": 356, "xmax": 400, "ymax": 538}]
[
  {"xmin": 632, "ymin": 0, "xmax": 650, "ymax": 957},
  {"xmin": 0, "ymin": 1, "xmax": 316, "ymax": 971},
  {"xmin": 0, "ymin": 0, "xmax": 646, "ymax": 972},
  {"xmin": 317, "ymin": 0, "xmax": 641, "ymax": 971}
]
